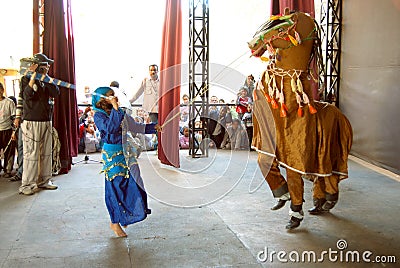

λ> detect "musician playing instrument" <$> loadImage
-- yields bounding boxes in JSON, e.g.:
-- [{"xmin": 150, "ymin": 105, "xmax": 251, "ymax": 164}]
[{"xmin": 19, "ymin": 53, "xmax": 60, "ymax": 196}]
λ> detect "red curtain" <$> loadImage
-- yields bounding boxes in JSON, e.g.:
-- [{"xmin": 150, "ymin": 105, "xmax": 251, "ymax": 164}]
[
  {"xmin": 43, "ymin": 0, "xmax": 78, "ymax": 173},
  {"xmin": 271, "ymin": 0, "xmax": 315, "ymax": 17},
  {"xmin": 158, "ymin": 0, "xmax": 182, "ymax": 168}
]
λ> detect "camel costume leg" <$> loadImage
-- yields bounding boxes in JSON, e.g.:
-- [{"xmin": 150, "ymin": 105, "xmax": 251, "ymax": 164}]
[
  {"xmin": 286, "ymin": 169, "xmax": 304, "ymax": 229},
  {"xmin": 309, "ymin": 175, "xmax": 340, "ymax": 214},
  {"xmin": 309, "ymin": 105, "xmax": 352, "ymax": 215},
  {"xmin": 257, "ymin": 154, "xmax": 290, "ymax": 207},
  {"xmin": 253, "ymin": 97, "xmax": 291, "ymax": 211}
]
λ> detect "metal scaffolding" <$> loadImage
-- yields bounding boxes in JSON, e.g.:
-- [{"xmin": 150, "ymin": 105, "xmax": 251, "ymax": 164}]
[
  {"xmin": 33, "ymin": 0, "xmax": 45, "ymax": 54},
  {"xmin": 319, "ymin": 0, "xmax": 342, "ymax": 106},
  {"xmin": 189, "ymin": 0, "xmax": 209, "ymax": 157}
]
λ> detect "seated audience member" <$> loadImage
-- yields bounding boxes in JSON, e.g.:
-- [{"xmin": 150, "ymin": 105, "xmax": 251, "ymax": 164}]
[
  {"xmin": 236, "ymin": 87, "xmax": 252, "ymax": 119},
  {"xmin": 194, "ymin": 120, "xmax": 203, "ymax": 148},
  {"xmin": 134, "ymin": 116, "xmax": 157, "ymax": 151},
  {"xmin": 180, "ymin": 94, "xmax": 190, "ymax": 124},
  {"xmin": 229, "ymin": 99, "xmax": 239, "ymax": 119},
  {"xmin": 207, "ymin": 95, "xmax": 219, "ymax": 142},
  {"xmin": 221, "ymin": 119, "xmax": 249, "ymax": 150},
  {"xmin": 136, "ymin": 107, "xmax": 145, "ymax": 119},
  {"xmin": 79, "ymin": 106, "xmax": 91, "ymax": 124},
  {"xmin": 242, "ymin": 103, "xmax": 254, "ymax": 149},
  {"xmin": 83, "ymin": 86, "xmax": 91, "ymax": 104},
  {"xmin": 78, "ymin": 122, "xmax": 86, "ymax": 153},
  {"xmin": 209, "ymin": 105, "xmax": 232, "ymax": 148},
  {"xmin": 179, "ymin": 126, "xmax": 190, "ymax": 149},
  {"xmin": 244, "ymin": 74, "xmax": 255, "ymax": 97},
  {"xmin": 85, "ymin": 123, "xmax": 101, "ymax": 153},
  {"xmin": 143, "ymin": 111, "xmax": 152, "ymax": 123}
]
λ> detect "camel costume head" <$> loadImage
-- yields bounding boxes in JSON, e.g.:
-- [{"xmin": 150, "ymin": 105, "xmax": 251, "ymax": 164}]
[
  {"xmin": 248, "ymin": 8, "xmax": 317, "ymax": 71},
  {"xmin": 247, "ymin": 8, "xmax": 322, "ymax": 118}
]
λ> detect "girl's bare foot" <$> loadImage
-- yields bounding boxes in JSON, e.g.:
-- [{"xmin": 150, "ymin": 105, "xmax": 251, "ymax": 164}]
[
  {"xmin": 110, "ymin": 223, "xmax": 127, "ymax": 237},
  {"xmin": 122, "ymin": 225, "xmax": 127, "ymax": 229}
]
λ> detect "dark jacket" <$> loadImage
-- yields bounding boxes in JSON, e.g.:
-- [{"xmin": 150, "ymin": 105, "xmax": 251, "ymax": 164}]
[
  {"xmin": 208, "ymin": 106, "xmax": 232, "ymax": 136},
  {"xmin": 20, "ymin": 76, "xmax": 59, "ymax": 121}
]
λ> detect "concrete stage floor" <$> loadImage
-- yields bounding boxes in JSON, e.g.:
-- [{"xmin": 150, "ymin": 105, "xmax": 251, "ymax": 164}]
[{"xmin": 0, "ymin": 150, "xmax": 399, "ymax": 268}]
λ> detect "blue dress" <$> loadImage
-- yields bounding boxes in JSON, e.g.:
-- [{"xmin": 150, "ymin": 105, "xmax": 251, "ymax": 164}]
[{"xmin": 94, "ymin": 108, "xmax": 155, "ymax": 226}]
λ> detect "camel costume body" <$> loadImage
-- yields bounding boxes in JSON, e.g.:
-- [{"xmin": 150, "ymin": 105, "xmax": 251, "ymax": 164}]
[{"xmin": 248, "ymin": 10, "xmax": 352, "ymax": 229}]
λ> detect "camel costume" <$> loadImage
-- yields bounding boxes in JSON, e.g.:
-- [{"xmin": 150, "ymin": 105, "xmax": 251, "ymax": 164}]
[{"xmin": 248, "ymin": 9, "xmax": 352, "ymax": 229}]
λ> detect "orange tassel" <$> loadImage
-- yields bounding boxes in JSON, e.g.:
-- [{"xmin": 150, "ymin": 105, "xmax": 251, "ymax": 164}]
[
  {"xmin": 280, "ymin": 103, "xmax": 287, "ymax": 117},
  {"xmin": 271, "ymin": 98, "xmax": 278, "ymax": 109},
  {"xmin": 297, "ymin": 107, "xmax": 303, "ymax": 117},
  {"xmin": 308, "ymin": 104, "xmax": 317, "ymax": 114},
  {"xmin": 263, "ymin": 91, "xmax": 271, "ymax": 102}
]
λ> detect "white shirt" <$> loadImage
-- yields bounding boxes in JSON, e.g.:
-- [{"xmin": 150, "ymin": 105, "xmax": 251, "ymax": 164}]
[
  {"xmin": 0, "ymin": 97, "xmax": 16, "ymax": 131},
  {"xmin": 130, "ymin": 78, "xmax": 159, "ymax": 113}
]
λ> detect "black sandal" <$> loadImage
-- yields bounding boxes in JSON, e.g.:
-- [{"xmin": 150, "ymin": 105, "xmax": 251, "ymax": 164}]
[{"xmin": 9, "ymin": 175, "xmax": 22, "ymax": 182}]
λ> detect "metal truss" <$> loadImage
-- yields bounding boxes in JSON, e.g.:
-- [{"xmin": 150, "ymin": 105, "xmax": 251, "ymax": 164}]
[
  {"xmin": 319, "ymin": 0, "xmax": 342, "ymax": 106},
  {"xmin": 33, "ymin": 0, "xmax": 45, "ymax": 54},
  {"xmin": 189, "ymin": 0, "xmax": 209, "ymax": 157}
]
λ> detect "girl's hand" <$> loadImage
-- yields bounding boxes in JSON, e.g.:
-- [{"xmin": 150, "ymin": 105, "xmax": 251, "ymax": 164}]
[{"xmin": 108, "ymin": 96, "xmax": 119, "ymax": 110}]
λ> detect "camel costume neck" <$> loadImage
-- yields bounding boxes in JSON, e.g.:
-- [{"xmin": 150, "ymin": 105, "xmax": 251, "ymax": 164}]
[{"xmin": 249, "ymin": 11, "xmax": 318, "ymax": 118}]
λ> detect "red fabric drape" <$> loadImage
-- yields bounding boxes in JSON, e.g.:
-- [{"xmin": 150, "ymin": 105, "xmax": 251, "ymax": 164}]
[
  {"xmin": 158, "ymin": 0, "xmax": 182, "ymax": 168},
  {"xmin": 270, "ymin": 0, "xmax": 315, "ymax": 17},
  {"xmin": 43, "ymin": 0, "xmax": 78, "ymax": 173},
  {"xmin": 270, "ymin": 0, "xmax": 318, "ymax": 99}
]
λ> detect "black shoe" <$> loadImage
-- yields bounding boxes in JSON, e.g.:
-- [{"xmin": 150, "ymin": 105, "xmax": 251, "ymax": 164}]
[
  {"xmin": 145, "ymin": 208, "xmax": 152, "ymax": 215},
  {"xmin": 3, "ymin": 173, "xmax": 12, "ymax": 178},
  {"xmin": 9, "ymin": 174, "xmax": 22, "ymax": 182},
  {"xmin": 322, "ymin": 200, "xmax": 337, "ymax": 211},
  {"xmin": 286, "ymin": 216, "xmax": 303, "ymax": 229},
  {"xmin": 271, "ymin": 199, "xmax": 289, "ymax": 210},
  {"xmin": 308, "ymin": 206, "xmax": 325, "ymax": 215},
  {"xmin": 308, "ymin": 198, "xmax": 327, "ymax": 215}
]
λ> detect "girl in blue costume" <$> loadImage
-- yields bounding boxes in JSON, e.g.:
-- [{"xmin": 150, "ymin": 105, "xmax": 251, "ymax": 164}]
[{"xmin": 92, "ymin": 87, "xmax": 156, "ymax": 237}]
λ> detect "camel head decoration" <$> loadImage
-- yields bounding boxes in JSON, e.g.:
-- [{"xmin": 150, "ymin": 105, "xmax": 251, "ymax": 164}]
[
  {"xmin": 248, "ymin": 8, "xmax": 319, "ymax": 71},
  {"xmin": 248, "ymin": 8, "xmax": 323, "ymax": 118}
]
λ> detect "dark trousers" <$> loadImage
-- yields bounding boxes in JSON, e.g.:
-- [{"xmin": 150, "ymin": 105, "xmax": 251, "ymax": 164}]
[
  {"xmin": 211, "ymin": 128, "xmax": 225, "ymax": 148},
  {"xmin": 0, "ymin": 129, "xmax": 13, "ymax": 173}
]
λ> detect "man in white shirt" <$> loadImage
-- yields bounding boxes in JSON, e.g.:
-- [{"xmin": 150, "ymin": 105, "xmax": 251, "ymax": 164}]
[
  {"xmin": 130, "ymin": 64, "xmax": 159, "ymax": 123},
  {"xmin": 0, "ymin": 83, "xmax": 16, "ymax": 178}
]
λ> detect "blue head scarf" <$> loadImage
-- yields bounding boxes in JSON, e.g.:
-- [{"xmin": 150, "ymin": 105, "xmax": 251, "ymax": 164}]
[{"xmin": 92, "ymin": 87, "xmax": 113, "ymax": 115}]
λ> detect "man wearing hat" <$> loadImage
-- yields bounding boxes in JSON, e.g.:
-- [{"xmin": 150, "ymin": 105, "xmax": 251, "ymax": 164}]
[{"xmin": 19, "ymin": 53, "xmax": 60, "ymax": 195}]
